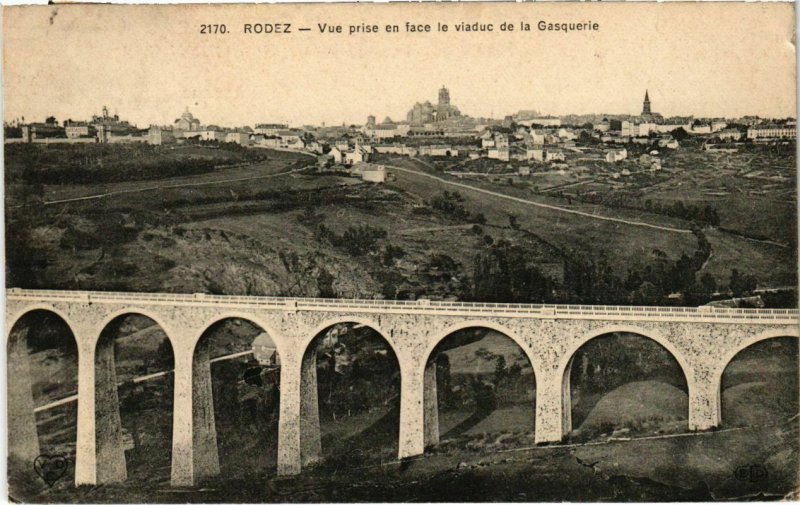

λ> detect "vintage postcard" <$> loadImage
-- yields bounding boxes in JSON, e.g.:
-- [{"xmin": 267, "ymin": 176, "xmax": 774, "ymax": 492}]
[{"xmin": 3, "ymin": 1, "xmax": 798, "ymax": 502}]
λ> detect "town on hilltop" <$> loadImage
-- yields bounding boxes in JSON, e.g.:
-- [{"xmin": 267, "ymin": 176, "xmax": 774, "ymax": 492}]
[
  {"xmin": 4, "ymin": 84, "xmax": 798, "ymax": 504},
  {"xmin": 5, "ymin": 87, "xmax": 796, "ymax": 186}
]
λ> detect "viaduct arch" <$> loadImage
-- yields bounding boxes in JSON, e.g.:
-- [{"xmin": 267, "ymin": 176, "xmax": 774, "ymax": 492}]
[
  {"xmin": 6, "ymin": 289, "xmax": 798, "ymax": 488},
  {"xmin": 559, "ymin": 325, "xmax": 692, "ymax": 436},
  {"xmin": 421, "ymin": 321, "xmax": 539, "ymax": 448}
]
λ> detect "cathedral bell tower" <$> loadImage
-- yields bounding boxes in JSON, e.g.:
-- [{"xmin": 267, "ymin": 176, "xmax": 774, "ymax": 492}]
[{"xmin": 438, "ymin": 85, "xmax": 450, "ymax": 106}]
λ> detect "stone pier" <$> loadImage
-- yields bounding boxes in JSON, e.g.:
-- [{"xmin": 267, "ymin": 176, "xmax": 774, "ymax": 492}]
[
  {"xmin": 7, "ymin": 328, "xmax": 40, "ymax": 465},
  {"xmin": 3, "ymin": 289, "xmax": 797, "ymax": 488},
  {"xmin": 93, "ymin": 331, "xmax": 127, "ymax": 484}
]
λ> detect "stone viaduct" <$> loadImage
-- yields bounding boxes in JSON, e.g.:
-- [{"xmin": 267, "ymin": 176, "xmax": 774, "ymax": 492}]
[{"xmin": 6, "ymin": 289, "xmax": 798, "ymax": 488}]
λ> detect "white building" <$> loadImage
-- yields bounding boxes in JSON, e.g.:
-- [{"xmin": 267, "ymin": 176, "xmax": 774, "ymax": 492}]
[
  {"xmin": 199, "ymin": 129, "xmax": 225, "ymax": 141},
  {"xmin": 421, "ymin": 145, "xmax": 458, "ymax": 157},
  {"xmin": 594, "ymin": 120, "xmax": 611, "ymax": 133},
  {"xmin": 343, "ymin": 145, "xmax": 370, "ymax": 165},
  {"xmin": 65, "ymin": 122, "xmax": 91, "ymax": 138},
  {"xmin": 252, "ymin": 333, "xmax": 281, "ymax": 366},
  {"xmin": 530, "ymin": 130, "xmax": 546, "ymax": 145},
  {"xmin": 747, "ymin": 124, "xmax": 797, "ymax": 140},
  {"xmin": 606, "ymin": 148, "xmax": 628, "ymax": 163},
  {"xmin": 494, "ymin": 133, "xmax": 509, "ymax": 149},
  {"xmin": 487, "ymin": 147, "xmax": 510, "ymax": 161},
  {"xmin": 305, "ymin": 140, "xmax": 324, "ymax": 154},
  {"xmin": 711, "ymin": 121, "xmax": 728, "ymax": 132},
  {"xmin": 225, "ymin": 132, "xmax": 251, "ymax": 145},
  {"xmin": 658, "ymin": 137, "xmax": 680, "ymax": 149},
  {"xmin": 517, "ymin": 117, "xmax": 561, "ymax": 127},
  {"xmin": 526, "ymin": 147, "xmax": 544, "ymax": 162},
  {"xmin": 351, "ymin": 162, "xmax": 387, "ymax": 183},
  {"xmin": 328, "ymin": 146, "xmax": 344, "ymax": 164},
  {"xmin": 557, "ymin": 128, "xmax": 577, "ymax": 141},
  {"xmin": 718, "ymin": 129, "xmax": 742, "ymax": 142},
  {"xmin": 621, "ymin": 121, "xmax": 635, "ymax": 137},
  {"xmin": 545, "ymin": 149, "xmax": 566, "ymax": 162},
  {"xmin": 362, "ymin": 123, "xmax": 410, "ymax": 139},
  {"xmin": 254, "ymin": 123, "xmax": 288, "ymax": 136}
]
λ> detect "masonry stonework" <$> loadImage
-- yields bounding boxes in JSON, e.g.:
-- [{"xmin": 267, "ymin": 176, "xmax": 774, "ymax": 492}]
[{"xmin": 6, "ymin": 290, "xmax": 798, "ymax": 488}]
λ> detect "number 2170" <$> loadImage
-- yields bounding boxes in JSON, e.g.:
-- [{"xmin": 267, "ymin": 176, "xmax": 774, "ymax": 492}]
[{"xmin": 200, "ymin": 24, "xmax": 227, "ymax": 34}]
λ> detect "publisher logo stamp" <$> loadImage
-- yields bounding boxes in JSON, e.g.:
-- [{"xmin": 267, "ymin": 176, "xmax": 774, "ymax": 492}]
[{"xmin": 734, "ymin": 464, "xmax": 768, "ymax": 483}]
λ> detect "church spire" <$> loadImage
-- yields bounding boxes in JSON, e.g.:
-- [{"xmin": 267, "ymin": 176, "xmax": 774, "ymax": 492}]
[{"xmin": 642, "ymin": 90, "xmax": 652, "ymax": 115}]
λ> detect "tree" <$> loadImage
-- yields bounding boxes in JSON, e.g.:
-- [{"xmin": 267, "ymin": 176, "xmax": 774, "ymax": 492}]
[
  {"xmin": 671, "ymin": 127, "xmax": 689, "ymax": 141},
  {"xmin": 729, "ymin": 269, "xmax": 757, "ymax": 297},
  {"xmin": 45, "ymin": 116, "xmax": 57, "ymax": 126},
  {"xmin": 700, "ymin": 273, "xmax": 717, "ymax": 294},
  {"xmin": 436, "ymin": 353, "xmax": 451, "ymax": 405},
  {"xmin": 632, "ymin": 281, "xmax": 663, "ymax": 305},
  {"xmin": 317, "ymin": 268, "xmax": 336, "ymax": 298},
  {"xmin": 494, "ymin": 355, "xmax": 507, "ymax": 382}
]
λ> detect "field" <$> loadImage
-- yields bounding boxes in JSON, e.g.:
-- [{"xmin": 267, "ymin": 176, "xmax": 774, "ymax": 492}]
[
  {"xmin": 377, "ymin": 151, "xmax": 796, "ymax": 289},
  {"xmin": 16, "ymin": 422, "xmax": 799, "ymax": 502},
  {"xmin": 5, "ymin": 141, "xmax": 798, "ymax": 501}
]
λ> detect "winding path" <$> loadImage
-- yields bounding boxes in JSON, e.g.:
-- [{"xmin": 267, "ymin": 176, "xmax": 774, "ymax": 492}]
[
  {"xmin": 42, "ymin": 166, "xmax": 310, "ymax": 206},
  {"xmin": 387, "ymin": 164, "xmax": 693, "ymax": 234}
]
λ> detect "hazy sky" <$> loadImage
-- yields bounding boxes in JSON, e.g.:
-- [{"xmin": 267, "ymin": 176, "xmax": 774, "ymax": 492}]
[{"xmin": 4, "ymin": 3, "xmax": 796, "ymax": 127}]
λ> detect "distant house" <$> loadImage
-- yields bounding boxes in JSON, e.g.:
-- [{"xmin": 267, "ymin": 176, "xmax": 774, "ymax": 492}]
[
  {"xmin": 594, "ymin": 119, "xmax": 611, "ymax": 133},
  {"xmin": 658, "ymin": 137, "xmax": 680, "ymax": 149},
  {"xmin": 374, "ymin": 144, "xmax": 417, "ymax": 156},
  {"xmin": 225, "ymin": 132, "xmax": 251, "ymax": 145},
  {"xmin": 530, "ymin": 130, "xmax": 546, "ymax": 145},
  {"xmin": 252, "ymin": 332, "xmax": 281, "ymax": 367},
  {"xmin": 718, "ymin": 128, "xmax": 742, "ymax": 142},
  {"xmin": 148, "ymin": 126, "xmax": 175, "ymax": 145},
  {"xmin": 343, "ymin": 145, "xmax": 370, "ymax": 165},
  {"xmin": 419, "ymin": 145, "xmax": 458, "ymax": 157},
  {"xmin": 557, "ymin": 128, "xmax": 577, "ymax": 140},
  {"xmin": 305, "ymin": 140, "xmax": 324, "ymax": 154},
  {"xmin": 545, "ymin": 149, "xmax": 565, "ymax": 162},
  {"xmin": 606, "ymin": 148, "xmax": 628, "ymax": 163},
  {"xmin": 198, "ymin": 129, "xmax": 225, "ymax": 141},
  {"xmin": 711, "ymin": 121, "xmax": 728, "ymax": 133},
  {"xmin": 64, "ymin": 121, "xmax": 91, "ymax": 138},
  {"xmin": 747, "ymin": 124, "xmax": 797, "ymax": 141},
  {"xmin": 487, "ymin": 147, "xmax": 510, "ymax": 161},
  {"xmin": 317, "ymin": 154, "xmax": 334, "ymax": 169},
  {"xmin": 283, "ymin": 138, "xmax": 306, "ymax": 150},
  {"xmin": 254, "ymin": 123, "xmax": 288, "ymax": 136},
  {"xmin": 351, "ymin": 162, "xmax": 387, "ymax": 183},
  {"xmin": 361, "ymin": 123, "xmax": 410, "ymax": 139},
  {"xmin": 526, "ymin": 147, "xmax": 544, "ymax": 162},
  {"xmin": 328, "ymin": 146, "xmax": 344, "ymax": 164}
]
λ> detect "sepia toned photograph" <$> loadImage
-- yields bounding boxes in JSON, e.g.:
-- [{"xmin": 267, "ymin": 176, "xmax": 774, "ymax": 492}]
[{"xmin": 3, "ymin": 2, "xmax": 798, "ymax": 502}]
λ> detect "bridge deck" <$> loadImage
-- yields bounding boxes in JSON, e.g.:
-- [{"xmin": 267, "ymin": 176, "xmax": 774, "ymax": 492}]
[{"xmin": 7, "ymin": 288, "xmax": 798, "ymax": 323}]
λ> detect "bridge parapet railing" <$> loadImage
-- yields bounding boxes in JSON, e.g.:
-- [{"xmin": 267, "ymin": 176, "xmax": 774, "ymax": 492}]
[{"xmin": 6, "ymin": 289, "xmax": 799, "ymax": 321}]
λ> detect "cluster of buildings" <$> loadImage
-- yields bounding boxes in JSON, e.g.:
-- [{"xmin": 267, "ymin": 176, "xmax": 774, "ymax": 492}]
[
  {"xmin": 7, "ymin": 89, "xmax": 795, "ymax": 184},
  {"xmin": 746, "ymin": 122, "xmax": 797, "ymax": 141},
  {"xmin": 16, "ymin": 106, "xmax": 142, "ymax": 144}
]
